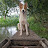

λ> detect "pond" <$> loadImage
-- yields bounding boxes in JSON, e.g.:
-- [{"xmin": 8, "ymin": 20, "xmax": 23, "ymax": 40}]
[{"xmin": 0, "ymin": 26, "xmax": 17, "ymax": 42}]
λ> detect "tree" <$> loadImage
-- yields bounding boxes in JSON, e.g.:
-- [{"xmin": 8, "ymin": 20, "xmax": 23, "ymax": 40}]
[
  {"xmin": 0, "ymin": 2, "xmax": 9, "ymax": 19},
  {"xmin": 0, "ymin": 0, "xmax": 19, "ymax": 19},
  {"xmin": 25, "ymin": 0, "xmax": 48, "ymax": 28}
]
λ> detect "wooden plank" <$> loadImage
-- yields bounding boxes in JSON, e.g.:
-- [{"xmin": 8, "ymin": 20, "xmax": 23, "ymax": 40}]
[
  {"xmin": 0, "ymin": 39, "xmax": 8, "ymax": 48},
  {"xmin": 0, "ymin": 30, "xmax": 48, "ymax": 48},
  {"xmin": 2, "ymin": 40, "xmax": 11, "ymax": 48},
  {"xmin": 11, "ymin": 30, "xmax": 41, "ymax": 40},
  {"xmin": 24, "ymin": 46, "xmax": 28, "ymax": 48},
  {"xmin": 42, "ymin": 38, "xmax": 48, "ymax": 46},
  {"xmin": 39, "ymin": 41, "xmax": 48, "ymax": 48},
  {"xmin": 11, "ymin": 40, "xmax": 39, "ymax": 46},
  {"xmin": 9, "ymin": 46, "xmax": 43, "ymax": 48}
]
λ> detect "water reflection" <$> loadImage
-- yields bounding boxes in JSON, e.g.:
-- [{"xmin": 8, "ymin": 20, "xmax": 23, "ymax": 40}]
[{"xmin": 0, "ymin": 26, "xmax": 17, "ymax": 42}]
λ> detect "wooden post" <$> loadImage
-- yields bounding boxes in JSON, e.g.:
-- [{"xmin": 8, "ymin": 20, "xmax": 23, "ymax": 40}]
[
  {"xmin": 39, "ymin": 40, "xmax": 48, "ymax": 48},
  {"xmin": 2, "ymin": 40, "xmax": 11, "ymax": 48},
  {"xmin": 42, "ymin": 38, "xmax": 48, "ymax": 46},
  {"xmin": 24, "ymin": 46, "xmax": 28, "ymax": 48}
]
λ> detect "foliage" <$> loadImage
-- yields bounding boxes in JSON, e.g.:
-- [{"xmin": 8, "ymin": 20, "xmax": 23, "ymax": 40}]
[
  {"xmin": 0, "ymin": 0, "xmax": 19, "ymax": 19},
  {"xmin": 25, "ymin": 0, "xmax": 48, "ymax": 30},
  {"xmin": 25, "ymin": 0, "xmax": 48, "ymax": 13},
  {"xmin": 28, "ymin": 16, "xmax": 48, "ymax": 39},
  {"xmin": 0, "ymin": 1, "xmax": 10, "ymax": 19},
  {"xmin": 0, "ymin": 17, "xmax": 19, "ymax": 27},
  {"xmin": 2, "ymin": 0, "xmax": 19, "ymax": 7}
]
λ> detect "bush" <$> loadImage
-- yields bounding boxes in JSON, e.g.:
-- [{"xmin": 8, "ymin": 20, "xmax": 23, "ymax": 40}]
[
  {"xmin": 28, "ymin": 17, "xmax": 48, "ymax": 39},
  {"xmin": 0, "ymin": 17, "xmax": 19, "ymax": 27}
]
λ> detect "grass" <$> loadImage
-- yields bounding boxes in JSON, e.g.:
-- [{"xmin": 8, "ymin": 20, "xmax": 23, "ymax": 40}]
[{"xmin": 0, "ymin": 16, "xmax": 48, "ymax": 40}]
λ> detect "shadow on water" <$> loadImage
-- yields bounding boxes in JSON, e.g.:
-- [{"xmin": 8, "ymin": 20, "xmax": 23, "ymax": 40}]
[{"xmin": 0, "ymin": 26, "xmax": 17, "ymax": 42}]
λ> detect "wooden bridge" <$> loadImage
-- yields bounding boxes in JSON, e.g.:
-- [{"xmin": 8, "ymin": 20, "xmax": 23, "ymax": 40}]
[{"xmin": 0, "ymin": 29, "xmax": 48, "ymax": 48}]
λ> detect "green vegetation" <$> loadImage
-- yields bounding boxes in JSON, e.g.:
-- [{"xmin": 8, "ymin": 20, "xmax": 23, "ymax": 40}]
[
  {"xmin": 0, "ymin": 0, "xmax": 19, "ymax": 19},
  {"xmin": 28, "ymin": 16, "xmax": 48, "ymax": 39},
  {"xmin": 0, "ymin": 17, "xmax": 19, "ymax": 27}
]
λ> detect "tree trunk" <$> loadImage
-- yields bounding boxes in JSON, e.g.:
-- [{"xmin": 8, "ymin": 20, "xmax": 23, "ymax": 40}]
[{"xmin": 4, "ymin": 16, "xmax": 6, "ymax": 19}]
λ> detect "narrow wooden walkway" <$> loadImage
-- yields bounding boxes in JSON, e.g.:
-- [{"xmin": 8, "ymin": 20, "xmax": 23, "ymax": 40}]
[
  {"xmin": 0, "ymin": 29, "xmax": 48, "ymax": 48},
  {"xmin": 10, "ymin": 29, "xmax": 41, "ymax": 40}
]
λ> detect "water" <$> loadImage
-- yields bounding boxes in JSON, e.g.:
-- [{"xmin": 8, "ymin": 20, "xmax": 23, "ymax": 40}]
[{"xmin": 0, "ymin": 26, "xmax": 17, "ymax": 42}]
